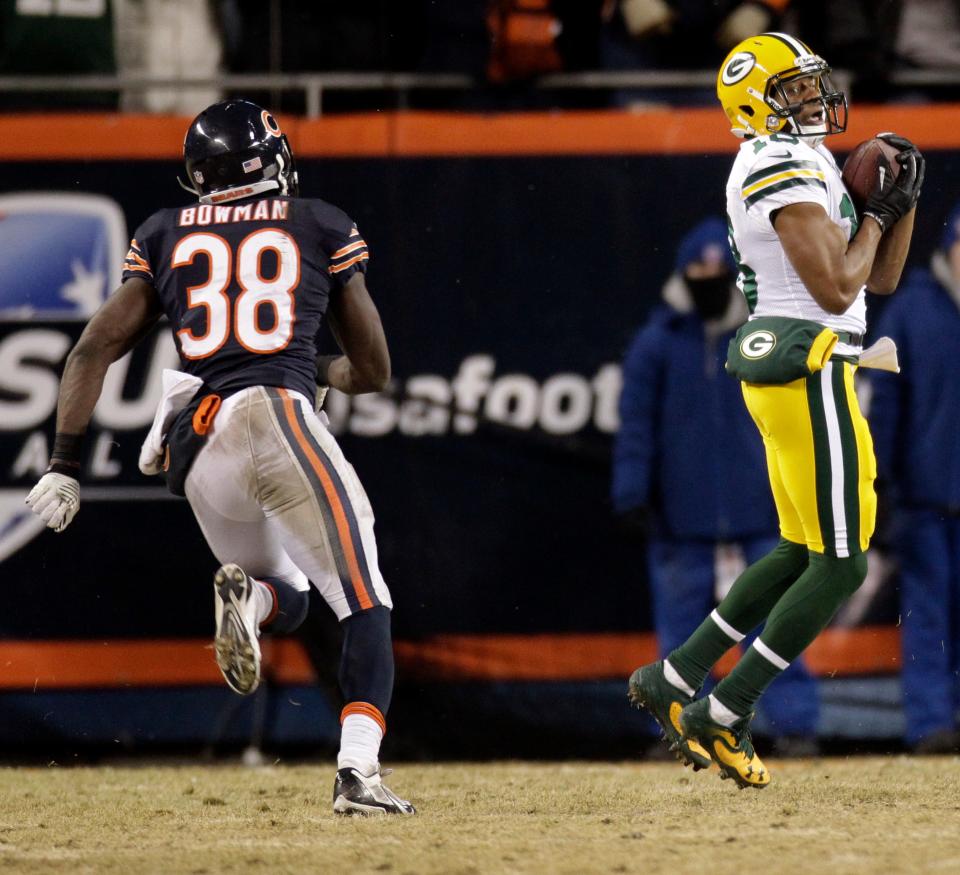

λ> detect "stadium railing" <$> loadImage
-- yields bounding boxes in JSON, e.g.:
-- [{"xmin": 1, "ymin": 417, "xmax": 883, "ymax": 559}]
[{"xmin": 22, "ymin": 68, "xmax": 960, "ymax": 115}]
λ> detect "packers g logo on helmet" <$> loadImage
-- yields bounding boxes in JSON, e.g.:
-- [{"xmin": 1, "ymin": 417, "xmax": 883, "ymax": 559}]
[
  {"xmin": 721, "ymin": 52, "xmax": 756, "ymax": 86},
  {"xmin": 716, "ymin": 32, "xmax": 847, "ymax": 141}
]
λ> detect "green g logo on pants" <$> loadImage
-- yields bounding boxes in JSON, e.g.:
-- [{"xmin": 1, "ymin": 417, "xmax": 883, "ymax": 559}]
[{"xmin": 740, "ymin": 330, "xmax": 777, "ymax": 359}]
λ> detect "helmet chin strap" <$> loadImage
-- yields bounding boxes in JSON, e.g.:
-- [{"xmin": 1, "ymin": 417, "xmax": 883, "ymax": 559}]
[
  {"xmin": 177, "ymin": 175, "xmax": 200, "ymax": 196},
  {"xmin": 785, "ymin": 116, "xmax": 827, "ymax": 147}
]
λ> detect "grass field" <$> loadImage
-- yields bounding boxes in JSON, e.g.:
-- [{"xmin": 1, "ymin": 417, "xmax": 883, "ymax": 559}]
[{"xmin": 1, "ymin": 757, "xmax": 958, "ymax": 874}]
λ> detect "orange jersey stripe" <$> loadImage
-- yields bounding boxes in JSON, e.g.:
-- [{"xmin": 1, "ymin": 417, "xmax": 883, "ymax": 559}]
[
  {"xmin": 329, "ymin": 252, "xmax": 369, "ymax": 274},
  {"xmin": 123, "ymin": 263, "xmax": 153, "ymax": 275},
  {"xmin": 331, "ymin": 239, "xmax": 367, "ymax": 259},
  {"xmin": 125, "ymin": 249, "xmax": 152, "ymax": 271},
  {"xmin": 277, "ymin": 389, "xmax": 374, "ymax": 610}
]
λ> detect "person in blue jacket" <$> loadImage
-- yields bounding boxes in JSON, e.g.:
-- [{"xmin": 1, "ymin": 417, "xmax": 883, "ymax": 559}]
[
  {"xmin": 868, "ymin": 204, "xmax": 960, "ymax": 753},
  {"xmin": 613, "ymin": 217, "xmax": 819, "ymax": 751}
]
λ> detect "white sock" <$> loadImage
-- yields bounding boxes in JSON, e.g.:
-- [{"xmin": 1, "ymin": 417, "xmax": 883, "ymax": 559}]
[
  {"xmin": 338, "ymin": 714, "xmax": 383, "ymax": 775},
  {"xmin": 663, "ymin": 659, "xmax": 696, "ymax": 697},
  {"xmin": 251, "ymin": 579, "xmax": 275, "ymax": 627},
  {"xmin": 708, "ymin": 693, "xmax": 742, "ymax": 728}
]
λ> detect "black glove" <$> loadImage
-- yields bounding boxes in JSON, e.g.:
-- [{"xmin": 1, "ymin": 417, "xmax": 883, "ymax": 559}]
[
  {"xmin": 862, "ymin": 147, "xmax": 922, "ymax": 232},
  {"xmin": 876, "ymin": 132, "xmax": 926, "ymax": 210}
]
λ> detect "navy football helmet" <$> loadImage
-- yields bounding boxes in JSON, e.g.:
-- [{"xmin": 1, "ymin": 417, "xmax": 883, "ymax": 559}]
[{"xmin": 180, "ymin": 99, "xmax": 299, "ymax": 204}]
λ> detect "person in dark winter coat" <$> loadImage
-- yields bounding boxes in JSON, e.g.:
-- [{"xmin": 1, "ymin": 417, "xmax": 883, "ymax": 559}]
[{"xmin": 868, "ymin": 203, "xmax": 960, "ymax": 753}]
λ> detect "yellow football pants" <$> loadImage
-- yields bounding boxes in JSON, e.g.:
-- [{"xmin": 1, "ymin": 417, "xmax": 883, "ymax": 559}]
[{"xmin": 741, "ymin": 360, "xmax": 877, "ymax": 557}]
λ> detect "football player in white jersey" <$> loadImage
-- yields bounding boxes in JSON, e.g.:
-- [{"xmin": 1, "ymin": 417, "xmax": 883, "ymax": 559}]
[{"xmin": 629, "ymin": 33, "xmax": 924, "ymax": 788}]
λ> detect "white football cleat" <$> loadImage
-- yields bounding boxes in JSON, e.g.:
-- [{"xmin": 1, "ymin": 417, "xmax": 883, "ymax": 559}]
[
  {"xmin": 213, "ymin": 563, "xmax": 262, "ymax": 695},
  {"xmin": 333, "ymin": 767, "xmax": 416, "ymax": 816}
]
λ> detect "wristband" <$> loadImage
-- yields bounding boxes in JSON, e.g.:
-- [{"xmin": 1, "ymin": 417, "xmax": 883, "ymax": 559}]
[
  {"xmin": 48, "ymin": 432, "xmax": 83, "ymax": 476},
  {"xmin": 862, "ymin": 212, "xmax": 887, "ymax": 233},
  {"xmin": 316, "ymin": 355, "xmax": 340, "ymax": 386}
]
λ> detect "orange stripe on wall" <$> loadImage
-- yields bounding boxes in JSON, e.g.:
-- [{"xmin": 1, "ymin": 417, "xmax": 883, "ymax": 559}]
[
  {"xmin": 1, "ymin": 105, "xmax": 959, "ymax": 159},
  {"xmin": 0, "ymin": 627, "xmax": 899, "ymax": 690},
  {"xmin": 0, "ymin": 638, "xmax": 315, "ymax": 689},
  {"xmin": 393, "ymin": 627, "xmax": 901, "ymax": 681}
]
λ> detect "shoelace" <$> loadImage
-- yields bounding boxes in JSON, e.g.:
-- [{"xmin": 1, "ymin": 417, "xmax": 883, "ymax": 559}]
[{"xmin": 732, "ymin": 725, "xmax": 757, "ymax": 757}]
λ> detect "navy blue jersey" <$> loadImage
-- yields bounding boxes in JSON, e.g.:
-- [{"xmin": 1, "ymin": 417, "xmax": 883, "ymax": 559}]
[{"xmin": 122, "ymin": 195, "xmax": 368, "ymax": 402}]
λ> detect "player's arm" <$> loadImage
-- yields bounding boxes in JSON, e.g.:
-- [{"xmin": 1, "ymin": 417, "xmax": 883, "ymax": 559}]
[
  {"xmin": 866, "ymin": 208, "xmax": 916, "ymax": 295},
  {"xmin": 57, "ymin": 277, "xmax": 163, "ymax": 433},
  {"xmin": 26, "ymin": 277, "xmax": 162, "ymax": 533},
  {"xmin": 772, "ymin": 203, "xmax": 883, "ymax": 315},
  {"xmin": 772, "ymin": 139, "xmax": 923, "ymax": 314},
  {"xmin": 864, "ymin": 136, "xmax": 925, "ymax": 295},
  {"xmin": 319, "ymin": 272, "xmax": 391, "ymax": 394}
]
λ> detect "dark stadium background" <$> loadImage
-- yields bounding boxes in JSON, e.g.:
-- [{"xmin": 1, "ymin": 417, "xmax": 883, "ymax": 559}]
[{"xmin": 1, "ymin": 106, "xmax": 955, "ymax": 758}]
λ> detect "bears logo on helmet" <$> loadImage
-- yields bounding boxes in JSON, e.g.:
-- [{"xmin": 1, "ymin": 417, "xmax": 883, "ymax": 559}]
[
  {"xmin": 716, "ymin": 33, "xmax": 847, "ymax": 144},
  {"xmin": 180, "ymin": 99, "xmax": 299, "ymax": 204}
]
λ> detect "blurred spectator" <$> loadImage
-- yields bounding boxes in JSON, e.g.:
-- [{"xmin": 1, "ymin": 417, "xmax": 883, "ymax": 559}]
[
  {"xmin": 896, "ymin": 0, "xmax": 960, "ymax": 69},
  {"xmin": 868, "ymin": 204, "xmax": 960, "ymax": 754},
  {"xmin": 223, "ymin": 1, "xmax": 428, "ymax": 113},
  {"xmin": 612, "ymin": 217, "xmax": 819, "ymax": 750},
  {"xmin": 487, "ymin": 0, "xmax": 604, "ymax": 83},
  {"xmin": 791, "ymin": 1, "xmax": 960, "ymax": 103},
  {"xmin": 893, "ymin": 0, "xmax": 960, "ymax": 100},
  {"xmin": 0, "ymin": 0, "xmax": 117, "ymax": 109},
  {"xmin": 600, "ymin": 0, "xmax": 788, "ymax": 107},
  {"xmin": 114, "ymin": 0, "xmax": 222, "ymax": 114},
  {"xmin": 487, "ymin": 0, "xmax": 563, "ymax": 83}
]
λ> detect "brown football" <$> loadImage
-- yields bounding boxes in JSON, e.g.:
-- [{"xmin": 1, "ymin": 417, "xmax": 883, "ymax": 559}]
[{"xmin": 841, "ymin": 137, "xmax": 902, "ymax": 213}]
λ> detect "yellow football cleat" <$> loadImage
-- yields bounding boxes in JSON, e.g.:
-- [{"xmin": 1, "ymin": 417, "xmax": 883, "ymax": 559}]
[
  {"xmin": 679, "ymin": 697, "xmax": 770, "ymax": 789},
  {"xmin": 628, "ymin": 662, "xmax": 712, "ymax": 771}
]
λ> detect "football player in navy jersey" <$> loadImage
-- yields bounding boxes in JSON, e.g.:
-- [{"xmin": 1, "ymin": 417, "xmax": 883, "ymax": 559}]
[{"xmin": 26, "ymin": 100, "xmax": 415, "ymax": 816}]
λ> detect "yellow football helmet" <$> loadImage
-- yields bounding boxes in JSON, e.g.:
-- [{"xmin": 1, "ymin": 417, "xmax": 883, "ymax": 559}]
[{"xmin": 716, "ymin": 32, "xmax": 847, "ymax": 141}]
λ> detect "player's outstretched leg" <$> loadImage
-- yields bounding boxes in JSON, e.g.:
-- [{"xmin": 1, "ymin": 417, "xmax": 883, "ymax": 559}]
[
  {"xmin": 213, "ymin": 563, "xmax": 263, "ymax": 695},
  {"xmin": 679, "ymin": 697, "xmax": 769, "ymax": 789},
  {"xmin": 628, "ymin": 661, "xmax": 712, "ymax": 770}
]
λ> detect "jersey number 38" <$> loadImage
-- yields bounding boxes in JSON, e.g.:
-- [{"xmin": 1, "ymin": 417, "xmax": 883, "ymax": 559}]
[{"xmin": 171, "ymin": 228, "xmax": 300, "ymax": 359}]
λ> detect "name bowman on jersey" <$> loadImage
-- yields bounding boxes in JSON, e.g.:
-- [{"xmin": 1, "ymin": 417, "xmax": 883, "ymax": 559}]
[{"xmin": 122, "ymin": 196, "xmax": 368, "ymax": 404}]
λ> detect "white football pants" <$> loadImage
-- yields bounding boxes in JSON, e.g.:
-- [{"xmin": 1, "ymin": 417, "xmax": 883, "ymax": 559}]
[{"xmin": 184, "ymin": 386, "xmax": 392, "ymax": 620}]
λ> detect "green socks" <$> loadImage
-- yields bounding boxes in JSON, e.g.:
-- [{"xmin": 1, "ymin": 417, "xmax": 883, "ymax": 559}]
[
  {"xmin": 667, "ymin": 538, "xmax": 808, "ymax": 690},
  {"xmin": 713, "ymin": 551, "xmax": 867, "ymax": 716}
]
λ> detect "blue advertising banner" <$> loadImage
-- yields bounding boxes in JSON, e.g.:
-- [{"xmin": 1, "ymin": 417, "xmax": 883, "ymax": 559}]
[{"xmin": 2, "ymin": 116, "xmax": 954, "ymax": 753}]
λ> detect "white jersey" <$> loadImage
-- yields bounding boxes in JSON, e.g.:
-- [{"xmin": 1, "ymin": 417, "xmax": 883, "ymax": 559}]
[{"xmin": 726, "ymin": 134, "xmax": 864, "ymax": 355}]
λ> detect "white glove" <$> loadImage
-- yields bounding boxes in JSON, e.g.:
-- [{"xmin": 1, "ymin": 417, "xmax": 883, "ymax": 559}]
[
  {"xmin": 26, "ymin": 472, "xmax": 80, "ymax": 533},
  {"xmin": 315, "ymin": 384, "xmax": 328, "ymax": 413}
]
